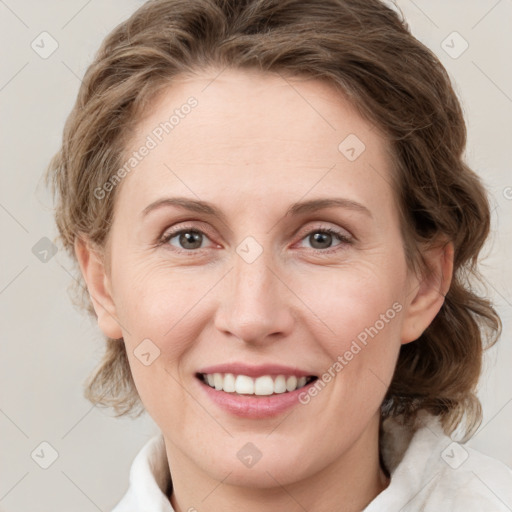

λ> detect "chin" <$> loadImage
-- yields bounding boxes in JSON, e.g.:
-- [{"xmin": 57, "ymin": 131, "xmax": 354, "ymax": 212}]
[
  {"xmin": 197, "ymin": 437, "xmax": 321, "ymax": 489},
  {"xmin": 212, "ymin": 456, "xmax": 311, "ymax": 489}
]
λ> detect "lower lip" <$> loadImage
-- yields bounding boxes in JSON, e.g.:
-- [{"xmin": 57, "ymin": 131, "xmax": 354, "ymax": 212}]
[{"xmin": 196, "ymin": 377, "xmax": 317, "ymax": 419}]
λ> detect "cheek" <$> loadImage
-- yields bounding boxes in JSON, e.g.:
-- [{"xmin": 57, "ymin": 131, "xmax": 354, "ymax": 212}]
[
  {"xmin": 116, "ymin": 268, "xmax": 205, "ymax": 422},
  {"xmin": 301, "ymin": 268, "xmax": 405, "ymax": 353},
  {"xmin": 296, "ymin": 267, "xmax": 406, "ymax": 413},
  {"xmin": 111, "ymin": 262, "xmax": 203, "ymax": 399},
  {"xmin": 115, "ymin": 259, "xmax": 203, "ymax": 337}
]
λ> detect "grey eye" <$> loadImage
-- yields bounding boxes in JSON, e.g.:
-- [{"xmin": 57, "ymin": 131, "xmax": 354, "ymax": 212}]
[
  {"xmin": 169, "ymin": 230, "xmax": 206, "ymax": 250},
  {"xmin": 308, "ymin": 231, "xmax": 336, "ymax": 249}
]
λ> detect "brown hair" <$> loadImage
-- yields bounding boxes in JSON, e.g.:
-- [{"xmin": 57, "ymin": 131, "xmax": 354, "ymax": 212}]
[{"xmin": 45, "ymin": 0, "xmax": 501, "ymax": 438}]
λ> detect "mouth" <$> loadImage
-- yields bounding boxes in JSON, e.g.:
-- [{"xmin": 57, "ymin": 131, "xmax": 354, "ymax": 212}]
[
  {"xmin": 195, "ymin": 372, "xmax": 318, "ymax": 396},
  {"xmin": 194, "ymin": 363, "xmax": 321, "ymax": 417}
]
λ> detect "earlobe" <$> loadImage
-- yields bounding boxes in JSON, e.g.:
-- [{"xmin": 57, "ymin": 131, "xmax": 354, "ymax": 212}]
[
  {"xmin": 400, "ymin": 240, "xmax": 454, "ymax": 345},
  {"xmin": 74, "ymin": 236, "xmax": 123, "ymax": 340}
]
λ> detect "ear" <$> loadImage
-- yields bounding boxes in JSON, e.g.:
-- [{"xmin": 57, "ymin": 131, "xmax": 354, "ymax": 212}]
[
  {"xmin": 74, "ymin": 236, "xmax": 123, "ymax": 340},
  {"xmin": 400, "ymin": 239, "xmax": 454, "ymax": 344}
]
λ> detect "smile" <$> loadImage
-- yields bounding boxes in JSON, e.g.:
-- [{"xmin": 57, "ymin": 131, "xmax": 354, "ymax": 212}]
[
  {"xmin": 195, "ymin": 363, "xmax": 320, "ymax": 417},
  {"xmin": 197, "ymin": 373, "xmax": 317, "ymax": 396}
]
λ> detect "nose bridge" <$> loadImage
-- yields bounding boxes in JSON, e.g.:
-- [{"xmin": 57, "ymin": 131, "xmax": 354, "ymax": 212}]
[
  {"xmin": 216, "ymin": 240, "xmax": 294, "ymax": 344},
  {"xmin": 234, "ymin": 248, "xmax": 274, "ymax": 305}
]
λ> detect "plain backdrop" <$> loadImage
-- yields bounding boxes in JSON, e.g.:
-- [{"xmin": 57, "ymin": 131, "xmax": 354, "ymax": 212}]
[{"xmin": 1, "ymin": 1, "xmax": 511, "ymax": 510}]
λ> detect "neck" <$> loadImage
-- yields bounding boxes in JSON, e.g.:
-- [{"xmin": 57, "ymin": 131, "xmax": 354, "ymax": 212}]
[{"xmin": 166, "ymin": 414, "xmax": 389, "ymax": 512}]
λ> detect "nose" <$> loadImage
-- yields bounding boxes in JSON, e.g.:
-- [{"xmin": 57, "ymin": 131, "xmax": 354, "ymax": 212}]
[{"xmin": 214, "ymin": 247, "xmax": 295, "ymax": 346}]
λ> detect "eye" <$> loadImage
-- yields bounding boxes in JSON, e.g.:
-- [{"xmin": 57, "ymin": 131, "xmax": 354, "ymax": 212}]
[
  {"xmin": 159, "ymin": 225, "xmax": 216, "ymax": 252},
  {"xmin": 297, "ymin": 227, "xmax": 352, "ymax": 252}
]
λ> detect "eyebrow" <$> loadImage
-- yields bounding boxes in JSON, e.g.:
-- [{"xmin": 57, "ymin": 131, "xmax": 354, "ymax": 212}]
[{"xmin": 141, "ymin": 196, "xmax": 372, "ymax": 220}]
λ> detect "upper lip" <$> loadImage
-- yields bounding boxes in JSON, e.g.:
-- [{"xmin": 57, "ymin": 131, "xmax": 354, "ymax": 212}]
[{"xmin": 197, "ymin": 363, "xmax": 316, "ymax": 378}]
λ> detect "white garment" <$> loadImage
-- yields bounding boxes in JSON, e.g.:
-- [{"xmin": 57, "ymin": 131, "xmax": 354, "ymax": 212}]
[{"xmin": 112, "ymin": 415, "xmax": 512, "ymax": 511}]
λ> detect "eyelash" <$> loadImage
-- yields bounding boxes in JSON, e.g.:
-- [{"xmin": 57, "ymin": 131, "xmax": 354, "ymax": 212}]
[{"xmin": 157, "ymin": 223, "xmax": 353, "ymax": 255}]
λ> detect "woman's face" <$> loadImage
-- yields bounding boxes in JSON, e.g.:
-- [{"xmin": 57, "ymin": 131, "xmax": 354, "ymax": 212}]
[{"xmin": 87, "ymin": 68, "xmax": 440, "ymax": 487}]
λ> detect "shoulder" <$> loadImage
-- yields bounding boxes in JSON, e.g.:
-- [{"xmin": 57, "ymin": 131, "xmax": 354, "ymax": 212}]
[
  {"xmin": 365, "ymin": 414, "xmax": 512, "ymax": 511},
  {"xmin": 430, "ymin": 442, "xmax": 512, "ymax": 510}
]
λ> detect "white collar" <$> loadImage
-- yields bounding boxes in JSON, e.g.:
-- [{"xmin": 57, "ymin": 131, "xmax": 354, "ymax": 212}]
[{"xmin": 112, "ymin": 414, "xmax": 512, "ymax": 511}]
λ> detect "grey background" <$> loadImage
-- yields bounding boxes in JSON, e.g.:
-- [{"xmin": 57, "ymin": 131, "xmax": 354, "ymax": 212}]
[{"xmin": 1, "ymin": 1, "xmax": 511, "ymax": 510}]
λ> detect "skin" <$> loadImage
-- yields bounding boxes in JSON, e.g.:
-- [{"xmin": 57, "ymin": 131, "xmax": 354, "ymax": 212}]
[{"xmin": 75, "ymin": 68, "xmax": 453, "ymax": 512}]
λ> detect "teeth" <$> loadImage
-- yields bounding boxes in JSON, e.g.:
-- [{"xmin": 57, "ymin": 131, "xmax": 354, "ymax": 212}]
[
  {"xmin": 235, "ymin": 375, "xmax": 253, "ymax": 394},
  {"xmin": 254, "ymin": 376, "xmax": 274, "ymax": 395},
  {"xmin": 202, "ymin": 373, "xmax": 314, "ymax": 395},
  {"xmin": 286, "ymin": 376, "xmax": 297, "ymax": 391},
  {"xmin": 214, "ymin": 373, "xmax": 223, "ymax": 391},
  {"xmin": 223, "ymin": 373, "xmax": 236, "ymax": 392},
  {"xmin": 274, "ymin": 375, "xmax": 287, "ymax": 394}
]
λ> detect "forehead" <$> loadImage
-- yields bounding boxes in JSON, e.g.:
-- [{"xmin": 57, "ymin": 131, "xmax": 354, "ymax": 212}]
[{"xmin": 114, "ymin": 68, "xmax": 395, "ymax": 216}]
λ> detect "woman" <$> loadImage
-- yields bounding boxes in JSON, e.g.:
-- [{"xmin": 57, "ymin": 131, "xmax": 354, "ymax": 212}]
[{"xmin": 45, "ymin": 0, "xmax": 512, "ymax": 510}]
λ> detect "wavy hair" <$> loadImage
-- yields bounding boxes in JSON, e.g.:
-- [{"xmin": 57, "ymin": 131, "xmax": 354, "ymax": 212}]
[{"xmin": 45, "ymin": 0, "xmax": 501, "ymax": 439}]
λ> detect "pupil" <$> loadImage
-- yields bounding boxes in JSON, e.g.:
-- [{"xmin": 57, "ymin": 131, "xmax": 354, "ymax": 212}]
[
  {"xmin": 180, "ymin": 231, "xmax": 202, "ymax": 249},
  {"xmin": 311, "ymin": 232, "xmax": 331, "ymax": 249}
]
